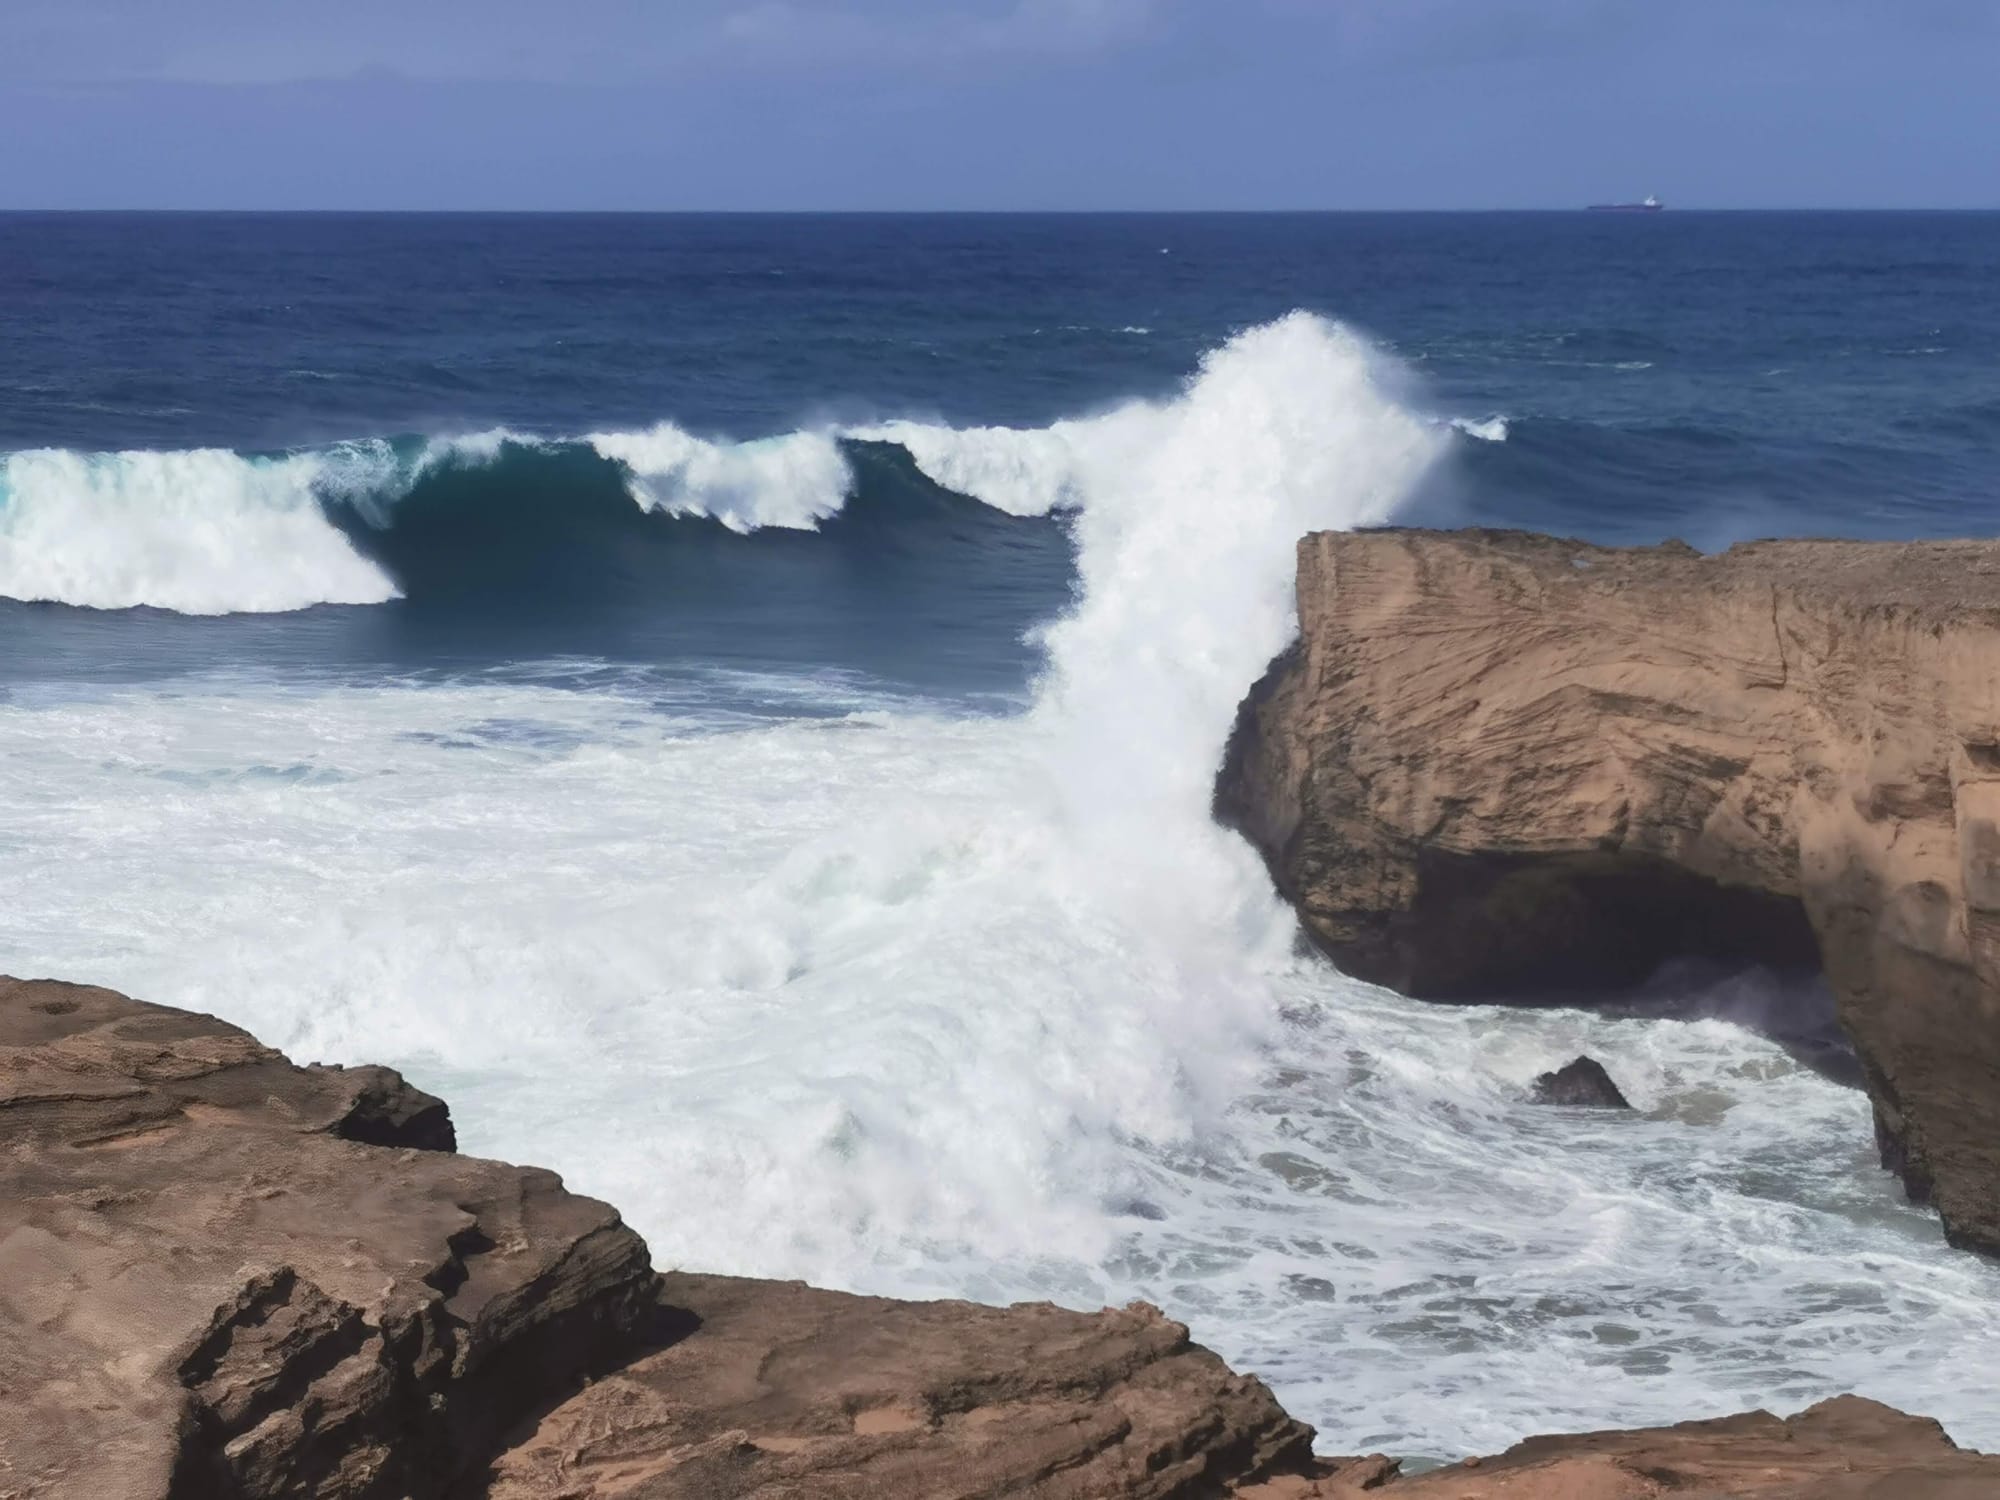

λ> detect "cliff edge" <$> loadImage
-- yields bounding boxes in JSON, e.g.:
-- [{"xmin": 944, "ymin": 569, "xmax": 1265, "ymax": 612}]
[
  {"xmin": 5, "ymin": 973, "xmax": 1999, "ymax": 1496},
  {"xmin": 1216, "ymin": 527, "xmax": 2000, "ymax": 1257},
  {"xmin": 0, "ymin": 976, "xmax": 1317, "ymax": 1499}
]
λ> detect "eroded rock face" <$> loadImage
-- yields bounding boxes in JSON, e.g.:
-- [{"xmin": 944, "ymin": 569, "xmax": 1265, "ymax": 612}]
[
  {"xmin": 483, "ymin": 1273, "xmax": 1318, "ymax": 1499},
  {"xmin": 10, "ymin": 975, "xmax": 1999, "ymax": 1498},
  {"xmin": 1533, "ymin": 1057, "xmax": 1632, "ymax": 1109},
  {"xmin": 0, "ymin": 978, "xmax": 1325, "ymax": 1500},
  {"xmin": 0, "ymin": 976, "xmax": 660, "ymax": 1500},
  {"xmin": 1216, "ymin": 528, "xmax": 2000, "ymax": 1256}
]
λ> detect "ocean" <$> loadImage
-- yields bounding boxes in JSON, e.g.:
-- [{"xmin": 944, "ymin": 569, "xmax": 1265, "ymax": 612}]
[{"xmin": 4, "ymin": 210, "xmax": 1999, "ymax": 1461}]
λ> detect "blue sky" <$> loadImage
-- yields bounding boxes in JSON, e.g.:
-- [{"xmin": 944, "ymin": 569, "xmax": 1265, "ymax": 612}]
[{"xmin": 4, "ymin": 0, "xmax": 1997, "ymax": 208}]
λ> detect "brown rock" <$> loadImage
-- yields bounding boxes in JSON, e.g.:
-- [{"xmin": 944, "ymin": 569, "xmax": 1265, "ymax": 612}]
[
  {"xmin": 1239, "ymin": 1399, "xmax": 2000, "ymax": 1499},
  {"xmin": 480, "ymin": 1272, "xmax": 1317, "ymax": 1499},
  {"xmin": 0, "ymin": 978, "xmax": 1320, "ymax": 1499},
  {"xmin": 0, "ymin": 976, "xmax": 660, "ymax": 1499},
  {"xmin": 11, "ymin": 976, "xmax": 1998, "ymax": 1498},
  {"xmin": 1372, "ymin": 1395, "xmax": 2000, "ymax": 1498},
  {"xmin": 1216, "ymin": 528, "xmax": 2000, "ymax": 1256}
]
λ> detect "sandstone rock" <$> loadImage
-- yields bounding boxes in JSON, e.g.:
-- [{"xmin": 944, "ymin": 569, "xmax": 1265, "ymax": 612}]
[
  {"xmin": 1532, "ymin": 1057, "xmax": 1632, "ymax": 1109},
  {"xmin": 0, "ymin": 976, "xmax": 660, "ymax": 1500},
  {"xmin": 481, "ymin": 1273, "xmax": 1317, "ymax": 1499},
  {"xmin": 10, "ymin": 975, "xmax": 1998, "ymax": 1498},
  {"xmin": 1217, "ymin": 528, "xmax": 2000, "ymax": 1256},
  {"xmin": 0, "ymin": 978, "xmax": 1321, "ymax": 1499},
  {"xmin": 1367, "ymin": 1395, "xmax": 2000, "ymax": 1498},
  {"xmin": 1240, "ymin": 1398, "xmax": 2000, "ymax": 1498}
]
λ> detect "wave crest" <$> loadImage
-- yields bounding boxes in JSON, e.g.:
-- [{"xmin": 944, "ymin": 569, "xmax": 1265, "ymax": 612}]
[
  {"xmin": 0, "ymin": 445, "xmax": 399, "ymax": 614},
  {"xmin": 587, "ymin": 424, "xmax": 853, "ymax": 533},
  {"xmin": 0, "ymin": 312, "xmax": 1451, "ymax": 614}
]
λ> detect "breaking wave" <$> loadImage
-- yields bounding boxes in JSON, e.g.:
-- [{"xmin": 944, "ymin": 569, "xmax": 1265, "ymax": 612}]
[
  {"xmin": 13, "ymin": 307, "xmax": 2000, "ymax": 1462},
  {"xmin": 0, "ymin": 312, "xmax": 1453, "ymax": 616},
  {"xmin": 0, "ymin": 444, "xmax": 400, "ymax": 614},
  {"xmin": 1450, "ymin": 415, "xmax": 1510, "ymax": 442}
]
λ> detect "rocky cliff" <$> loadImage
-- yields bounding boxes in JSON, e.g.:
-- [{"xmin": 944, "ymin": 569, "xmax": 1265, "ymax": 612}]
[
  {"xmin": 1216, "ymin": 527, "xmax": 2000, "ymax": 1257},
  {"xmin": 0, "ymin": 976, "xmax": 1319, "ymax": 1499},
  {"xmin": 0, "ymin": 976, "xmax": 662, "ymax": 1499},
  {"xmin": 6, "ymin": 973, "xmax": 1998, "ymax": 1498}
]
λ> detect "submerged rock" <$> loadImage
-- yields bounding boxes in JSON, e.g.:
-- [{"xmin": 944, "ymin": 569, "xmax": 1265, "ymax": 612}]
[
  {"xmin": 1532, "ymin": 1055, "xmax": 1632, "ymax": 1108},
  {"xmin": 1217, "ymin": 527, "xmax": 2000, "ymax": 1258}
]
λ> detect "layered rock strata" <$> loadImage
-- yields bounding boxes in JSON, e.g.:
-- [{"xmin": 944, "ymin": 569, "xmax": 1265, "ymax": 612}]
[
  {"xmin": 7, "ymin": 974, "xmax": 1999, "ymax": 1497},
  {"xmin": 0, "ymin": 977, "xmax": 1315, "ymax": 1499},
  {"xmin": 0, "ymin": 976, "xmax": 661, "ymax": 1499},
  {"xmin": 482, "ymin": 1272, "xmax": 1321, "ymax": 1499},
  {"xmin": 1216, "ymin": 527, "xmax": 2000, "ymax": 1255}
]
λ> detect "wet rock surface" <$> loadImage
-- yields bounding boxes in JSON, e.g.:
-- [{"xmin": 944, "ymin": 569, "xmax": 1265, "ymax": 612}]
[
  {"xmin": 1218, "ymin": 527, "xmax": 2000, "ymax": 1257},
  {"xmin": 1532, "ymin": 1056, "xmax": 1633, "ymax": 1109}
]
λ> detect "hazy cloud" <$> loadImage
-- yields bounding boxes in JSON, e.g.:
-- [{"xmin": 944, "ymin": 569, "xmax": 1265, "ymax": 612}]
[
  {"xmin": 0, "ymin": 0, "xmax": 1165, "ymax": 85},
  {"xmin": 0, "ymin": 0, "xmax": 1993, "ymax": 207},
  {"xmin": 717, "ymin": 0, "xmax": 1163, "ymax": 66}
]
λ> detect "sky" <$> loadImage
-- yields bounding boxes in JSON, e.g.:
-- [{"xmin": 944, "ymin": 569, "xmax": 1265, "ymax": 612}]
[{"xmin": 3, "ymin": 0, "xmax": 1997, "ymax": 209}]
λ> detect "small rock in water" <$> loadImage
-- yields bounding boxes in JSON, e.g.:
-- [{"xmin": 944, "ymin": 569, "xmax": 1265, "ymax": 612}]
[
  {"xmin": 1532, "ymin": 1055, "xmax": 1632, "ymax": 1109},
  {"xmin": 1106, "ymin": 1195, "xmax": 1168, "ymax": 1221}
]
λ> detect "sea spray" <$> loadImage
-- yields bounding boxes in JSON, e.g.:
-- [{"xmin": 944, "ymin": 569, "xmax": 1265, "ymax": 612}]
[
  {"xmin": 868, "ymin": 313, "xmax": 1446, "ymax": 1100},
  {"xmin": 586, "ymin": 423, "xmax": 854, "ymax": 532},
  {"xmin": 0, "ymin": 311, "xmax": 1448, "ymax": 1267},
  {"xmin": 0, "ymin": 445, "xmax": 399, "ymax": 613}
]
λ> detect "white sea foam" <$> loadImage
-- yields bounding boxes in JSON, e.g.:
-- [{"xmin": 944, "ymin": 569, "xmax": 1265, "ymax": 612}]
[
  {"xmin": 7, "ymin": 675, "xmax": 2000, "ymax": 1461},
  {"xmin": 1450, "ymin": 414, "xmax": 1510, "ymax": 442},
  {"xmin": 0, "ymin": 429, "xmax": 544, "ymax": 614},
  {"xmin": 587, "ymin": 422, "xmax": 854, "ymax": 532},
  {"xmin": 0, "ymin": 445, "xmax": 400, "ymax": 613},
  {"xmin": 8, "ymin": 314, "xmax": 1998, "ymax": 1460}
]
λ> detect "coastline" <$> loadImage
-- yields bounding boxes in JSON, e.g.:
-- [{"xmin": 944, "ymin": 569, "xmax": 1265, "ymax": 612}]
[{"xmin": 7, "ymin": 971, "xmax": 1998, "ymax": 1498}]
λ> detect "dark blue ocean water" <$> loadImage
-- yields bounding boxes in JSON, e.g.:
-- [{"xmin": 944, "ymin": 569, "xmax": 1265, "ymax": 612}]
[{"xmin": 4, "ymin": 211, "xmax": 1998, "ymax": 692}]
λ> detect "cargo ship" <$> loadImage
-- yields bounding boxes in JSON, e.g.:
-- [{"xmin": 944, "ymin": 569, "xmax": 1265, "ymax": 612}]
[{"xmin": 1588, "ymin": 194, "xmax": 1663, "ymax": 212}]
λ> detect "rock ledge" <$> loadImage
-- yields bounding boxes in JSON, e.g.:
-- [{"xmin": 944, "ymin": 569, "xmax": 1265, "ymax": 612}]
[
  {"xmin": 7, "ymin": 973, "xmax": 1999, "ymax": 1497},
  {"xmin": 1218, "ymin": 527, "xmax": 2000, "ymax": 1256}
]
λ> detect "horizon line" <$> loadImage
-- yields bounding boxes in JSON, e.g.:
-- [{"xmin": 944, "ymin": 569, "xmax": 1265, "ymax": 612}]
[{"xmin": 3, "ymin": 205, "xmax": 1999, "ymax": 216}]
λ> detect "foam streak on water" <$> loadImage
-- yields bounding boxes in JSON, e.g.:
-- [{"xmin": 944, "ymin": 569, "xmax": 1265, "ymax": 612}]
[{"xmin": 3, "ymin": 315, "xmax": 1998, "ymax": 1461}]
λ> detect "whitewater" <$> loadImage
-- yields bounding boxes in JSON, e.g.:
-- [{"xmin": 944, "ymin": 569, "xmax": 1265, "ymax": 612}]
[{"xmin": 5, "ymin": 313, "xmax": 2000, "ymax": 1461}]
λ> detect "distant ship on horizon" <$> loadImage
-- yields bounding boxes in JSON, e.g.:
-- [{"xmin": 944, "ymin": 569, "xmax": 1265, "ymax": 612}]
[{"xmin": 1588, "ymin": 194, "xmax": 1664, "ymax": 212}]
